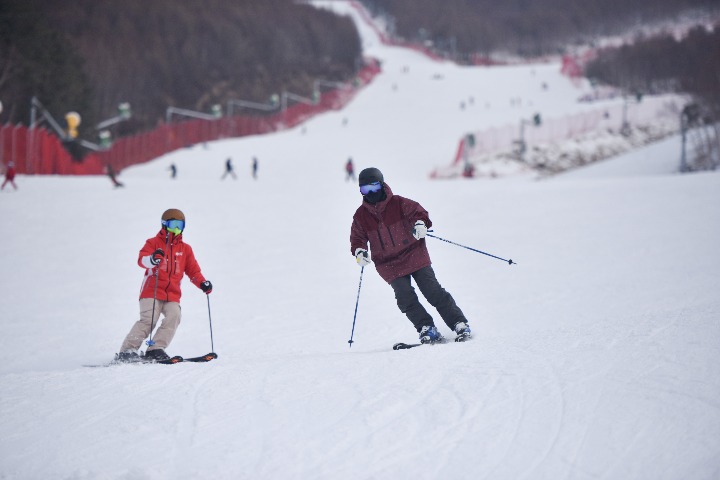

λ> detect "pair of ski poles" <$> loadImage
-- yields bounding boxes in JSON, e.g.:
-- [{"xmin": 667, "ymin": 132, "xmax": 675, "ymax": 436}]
[
  {"xmin": 147, "ymin": 268, "xmax": 215, "ymax": 353},
  {"xmin": 347, "ymin": 233, "xmax": 515, "ymax": 347}
]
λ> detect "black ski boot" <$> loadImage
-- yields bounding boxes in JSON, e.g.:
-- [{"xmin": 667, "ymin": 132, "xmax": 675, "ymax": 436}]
[
  {"xmin": 115, "ymin": 351, "xmax": 142, "ymax": 363},
  {"xmin": 453, "ymin": 321, "xmax": 472, "ymax": 342},
  {"xmin": 144, "ymin": 349, "xmax": 171, "ymax": 362}
]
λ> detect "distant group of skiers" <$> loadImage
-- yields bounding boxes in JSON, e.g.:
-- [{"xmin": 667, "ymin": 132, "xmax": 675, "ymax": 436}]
[
  {"xmin": 166, "ymin": 157, "xmax": 259, "ymax": 181},
  {"xmin": 115, "ymin": 166, "xmax": 471, "ymax": 363}
]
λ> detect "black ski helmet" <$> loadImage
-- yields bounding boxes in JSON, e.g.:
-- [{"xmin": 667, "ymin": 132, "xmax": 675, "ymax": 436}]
[{"xmin": 358, "ymin": 167, "xmax": 384, "ymax": 186}]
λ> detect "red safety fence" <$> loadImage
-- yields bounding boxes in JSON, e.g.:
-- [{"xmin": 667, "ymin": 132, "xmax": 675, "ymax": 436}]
[{"xmin": 1, "ymin": 62, "xmax": 380, "ymax": 176}]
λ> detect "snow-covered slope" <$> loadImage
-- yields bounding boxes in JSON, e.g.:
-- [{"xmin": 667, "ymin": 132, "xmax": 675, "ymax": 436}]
[{"xmin": 1, "ymin": 2, "xmax": 718, "ymax": 479}]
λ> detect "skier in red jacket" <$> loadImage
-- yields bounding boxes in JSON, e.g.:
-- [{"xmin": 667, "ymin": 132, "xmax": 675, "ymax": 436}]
[
  {"xmin": 350, "ymin": 167, "xmax": 471, "ymax": 344},
  {"xmin": 1, "ymin": 162, "xmax": 17, "ymax": 190},
  {"xmin": 116, "ymin": 208, "xmax": 212, "ymax": 363}
]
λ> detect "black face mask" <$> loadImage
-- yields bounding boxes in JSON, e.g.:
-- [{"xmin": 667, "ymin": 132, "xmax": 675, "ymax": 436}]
[{"xmin": 363, "ymin": 187, "xmax": 387, "ymax": 205}]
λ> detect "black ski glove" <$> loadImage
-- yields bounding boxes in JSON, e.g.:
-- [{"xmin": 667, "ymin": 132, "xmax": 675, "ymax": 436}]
[
  {"xmin": 150, "ymin": 248, "xmax": 165, "ymax": 265},
  {"xmin": 200, "ymin": 280, "xmax": 213, "ymax": 294}
]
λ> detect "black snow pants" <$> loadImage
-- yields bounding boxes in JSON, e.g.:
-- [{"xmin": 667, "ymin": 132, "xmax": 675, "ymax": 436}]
[{"xmin": 389, "ymin": 265, "xmax": 468, "ymax": 332}]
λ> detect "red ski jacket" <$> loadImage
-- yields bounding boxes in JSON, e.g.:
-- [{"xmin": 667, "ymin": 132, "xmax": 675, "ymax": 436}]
[
  {"xmin": 350, "ymin": 184, "xmax": 432, "ymax": 283},
  {"xmin": 138, "ymin": 229, "xmax": 206, "ymax": 302}
]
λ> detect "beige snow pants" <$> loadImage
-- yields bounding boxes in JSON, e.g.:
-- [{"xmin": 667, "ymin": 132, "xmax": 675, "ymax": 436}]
[{"xmin": 119, "ymin": 298, "xmax": 181, "ymax": 353}]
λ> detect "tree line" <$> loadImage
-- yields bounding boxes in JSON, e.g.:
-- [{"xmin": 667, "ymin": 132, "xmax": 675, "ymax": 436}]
[
  {"xmin": 0, "ymin": 0, "xmax": 361, "ymax": 137},
  {"xmin": 585, "ymin": 26, "xmax": 720, "ymax": 114},
  {"xmin": 359, "ymin": 0, "xmax": 717, "ymax": 58}
]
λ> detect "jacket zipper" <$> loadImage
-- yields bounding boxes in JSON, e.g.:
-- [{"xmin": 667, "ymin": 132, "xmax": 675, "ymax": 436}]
[
  {"xmin": 385, "ymin": 225, "xmax": 396, "ymax": 247},
  {"xmin": 164, "ymin": 237, "xmax": 173, "ymax": 298}
]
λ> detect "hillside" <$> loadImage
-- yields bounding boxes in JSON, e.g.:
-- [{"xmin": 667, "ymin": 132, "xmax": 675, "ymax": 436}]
[
  {"xmin": 0, "ymin": 0, "xmax": 361, "ymax": 133},
  {"xmin": 360, "ymin": 0, "xmax": 719, "ymax": 57}
]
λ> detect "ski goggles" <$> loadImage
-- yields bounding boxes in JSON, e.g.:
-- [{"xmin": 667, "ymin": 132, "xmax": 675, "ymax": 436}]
[
  {"xmin": 162, "ymin": 219, "xmax": 185, "ymax": 231},
  {"xmin": 359, "ymin": 181, "xmax": 382, "ymax": 195}
]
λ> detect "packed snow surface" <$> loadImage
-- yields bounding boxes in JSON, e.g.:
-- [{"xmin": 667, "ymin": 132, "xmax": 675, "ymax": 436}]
[{"xmin": 1, "ymin": 2, "xmax": 718, "ymax": 479}]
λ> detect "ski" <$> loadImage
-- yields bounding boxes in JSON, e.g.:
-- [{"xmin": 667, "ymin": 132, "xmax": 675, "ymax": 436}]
[
  {"xmin": 393, "ymin": 334, "xmax": 471, "ymax": 350},
  {"xmin": 147, "ymin": 355, "xmax": 184, "ymax": 364},
  {"xmin": 183, "ymin": 352, "xmax": 218, "ymax": 363},
  {"xmin": 83, "ymin": 353, "xmax": 216, "ymax": 368},
  {"xmin": 83, "ymin": 354, "xmax": 183, "ymax": 368}
]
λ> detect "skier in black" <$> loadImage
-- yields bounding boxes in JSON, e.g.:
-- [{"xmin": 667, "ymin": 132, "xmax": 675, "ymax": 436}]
[
  {"xmin": 106, "ymin": 164, "xmax": 124, "ymax": 188},
  {"xmin": 222, "ymin": 158, "xmax": 237, "ymax": 180}
]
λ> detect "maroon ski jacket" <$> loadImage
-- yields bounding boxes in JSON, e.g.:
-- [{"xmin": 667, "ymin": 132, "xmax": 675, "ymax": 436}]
[{"xmin": 350, "ymin": 184, "xmax": 432, "ymax": 283}]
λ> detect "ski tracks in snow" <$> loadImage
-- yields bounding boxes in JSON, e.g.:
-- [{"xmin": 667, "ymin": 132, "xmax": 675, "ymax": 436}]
[
  {"xmin": 165, "ymin": 367, "xmax": 223, "ymax": 478},
  {"xmin": 473, "ymin": 341, "xmax": 567, "ymax": 480}
]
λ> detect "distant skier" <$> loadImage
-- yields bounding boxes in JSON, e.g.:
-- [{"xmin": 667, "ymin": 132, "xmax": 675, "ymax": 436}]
[
  {"xmin": 1, "ymin": 161, "xmax": 17, "ymax": 190},
  {"xmin": 252, "ymin": 156, "xmax": 258, "ymax": 179},
  {"xmin": 350, "ymin": 168, "xmax": 471, "ymax": 344},
  {"xmin": 345, "ymin": 157, "xmax": 355, "ymax": 181},
  {"xmin": 169, "ymin": 163, "xmax": 177, "ymax": 179},
  {"xmin": 116, "ymin": 208, "xmax": 213, "ymax": 363},
  {"xmin": 222, "ymin": 157, "xmax": 237, "ymax": 180},
  {"xmin": 106, "ymin": 164, "xmax": 124, "ymax": 188}
]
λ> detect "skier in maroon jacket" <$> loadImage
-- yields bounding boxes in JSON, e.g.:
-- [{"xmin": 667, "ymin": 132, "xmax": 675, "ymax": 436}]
[{"xmin": 350, "ymin": 167, "xmax": 471, "ymax": 344}]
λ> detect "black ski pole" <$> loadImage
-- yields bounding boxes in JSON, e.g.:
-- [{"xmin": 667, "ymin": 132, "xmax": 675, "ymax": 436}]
[
  {"xmin": 148, "ymin": 234, "xmax": 169, "ymax": 347},
  {"xmin": 427, "ymin": 233, "xmax": 516, "ymax": 265},
  {"xmin": 348, "ymin": 266, "xmax": 364, "ymax": 348},
  {"xmin": 146, "ymin": 267, "xmax": 159, "ymax": 347},
  {"xmin": 206, "ymin": 294, "xmax": 215, "ymax": 353}
]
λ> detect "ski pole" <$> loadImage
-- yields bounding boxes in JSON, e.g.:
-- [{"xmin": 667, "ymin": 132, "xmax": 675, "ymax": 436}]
[
  {"xmin": 427, "ymin": 233, "xmax": 516, "ymax": 265},
  {"xmin": 146, "ymin": 267, "xmax": 159, "ymax": 347},
  {"xmin": 348, "ymin": 266, "xmax": 364, "ymax": 348},
  {"xmin": 206, "ymin": 294, "xmax": 215, "ymax": 353},
  {"xmin": 148, "ymin": 234, "xmax": 169, "ymax": 347}
]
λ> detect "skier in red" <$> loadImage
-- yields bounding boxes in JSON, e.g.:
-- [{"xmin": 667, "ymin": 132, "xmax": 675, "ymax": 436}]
[
  {"xmin": 345, "ymin": 157, "xmax": 355, "ymax": 181},
  {"xmin": 350, "ymin": 167, "xmax": 471, "ymax": 344},
  {"xmin": 1, "ymin": 162, "xmax": 17, "ymax": 190},
  {"xmin": 116, "ymin": 208, "xmax": 212, "ymax": 363}
]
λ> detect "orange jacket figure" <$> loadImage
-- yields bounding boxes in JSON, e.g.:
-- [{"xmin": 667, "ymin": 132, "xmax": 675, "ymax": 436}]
[
  {"xmin": 138, "ymin": 228, "xmax": 207, "ymax": 302},
  {"xmin": 117, "ymin": 208, "xmax": 212, "ymax": 363}
]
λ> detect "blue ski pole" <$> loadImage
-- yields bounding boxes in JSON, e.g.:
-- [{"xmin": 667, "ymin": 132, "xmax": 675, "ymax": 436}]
[
  {"xmin": 427, "ymin": 233, "xmax": 516, "ymax": 265},
  {"xmin": 348, "ymin": 266, "xmax": 364, "ymax": 348}
]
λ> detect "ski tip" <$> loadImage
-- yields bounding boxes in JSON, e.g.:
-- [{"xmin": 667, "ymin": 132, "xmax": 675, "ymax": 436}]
[{"xmin": 183, "ymin": 352, "xmax": 218, "ymax": 362}]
